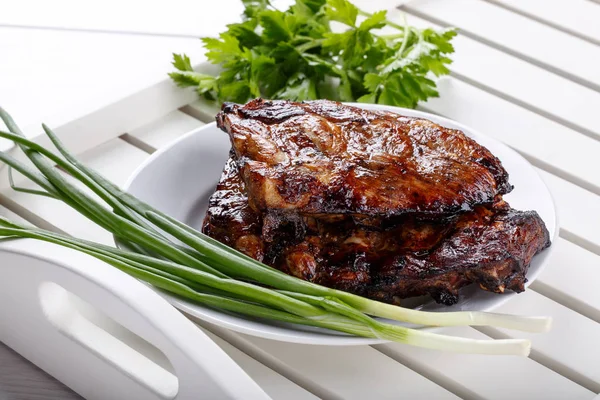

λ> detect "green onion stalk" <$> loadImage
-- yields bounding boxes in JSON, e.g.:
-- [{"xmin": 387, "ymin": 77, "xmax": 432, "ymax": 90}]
[{"xmin": 0, "ymin": 107, "xmax": 550, "ymax": 355}]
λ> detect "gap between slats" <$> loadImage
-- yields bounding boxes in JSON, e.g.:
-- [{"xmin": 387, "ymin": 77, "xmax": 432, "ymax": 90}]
[
  {"xmin": 119, "ymin": 133, "xmax": 157, "ymax": 154},
  {"xmin": 190, "ymin": 319, "xmax": 342, "ymax": 400},
  {"xmin": 398, "ymin": 4, "xmax": 600, "ymax": 94},
  {"xmin": 476, "ymin": 325, "xmax": 600, "ymax": 394},
  {"xmin": 0, "ymin": 193, "xmax": 65, "ymax": 233},
  {"xmin": 531, "ymin": 279, "xmax": 600, "ymax": 326},
  {"xmin": 488, "ymin": 141, "xmax": 600, "ymax": 202},
  {"xmin": 560, "ymin": 230, "xmax": 600, "ymax": 258},
  {"xmin": 370, "ymin": 344, "xmax": 483, "ymax": 400},
  {"xmin": 479, "ymin": 0, "xmax": 600, "ymax": 46}
]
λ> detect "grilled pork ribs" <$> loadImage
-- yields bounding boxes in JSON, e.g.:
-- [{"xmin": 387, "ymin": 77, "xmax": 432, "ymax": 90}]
[{"xmin": 204, "ymin": 99, "xmax": 551, "ymax": 306}]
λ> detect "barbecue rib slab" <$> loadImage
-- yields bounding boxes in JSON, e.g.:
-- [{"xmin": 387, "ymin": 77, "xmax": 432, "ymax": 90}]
[
  {"xmin": 202, "ymin": 156, "xmax": 550, "ymax": 305},
  {"xmin": 216, "ymin": 99, "xmax": 512, "ymax": 218}
]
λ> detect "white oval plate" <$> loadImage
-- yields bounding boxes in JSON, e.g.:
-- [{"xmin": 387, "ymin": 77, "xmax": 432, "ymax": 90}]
[{"xmin": 124, "ymin": 103, "xmax": 558, "ymax": 345}]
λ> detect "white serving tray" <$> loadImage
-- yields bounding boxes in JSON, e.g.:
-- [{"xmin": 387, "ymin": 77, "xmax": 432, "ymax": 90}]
[{"xmin": 0, "ymin": 239, "xmax": 270, "ymax": 400}]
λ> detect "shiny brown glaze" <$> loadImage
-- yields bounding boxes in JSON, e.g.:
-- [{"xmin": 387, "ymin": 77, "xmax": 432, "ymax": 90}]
[
  {"xmin": 216, "ymin": 99, "xmax": 512, "ymax": 218},
  {"xmin": 361, "ymin": 205, "xmax": 551, "ymax": 305},
  {"xmin": 202, "ymin": 156, "xmax": 550, "ymax": 305},
  {"xmin": 202, "ymin": 153, "xmax": 265, "ymax": 261}
]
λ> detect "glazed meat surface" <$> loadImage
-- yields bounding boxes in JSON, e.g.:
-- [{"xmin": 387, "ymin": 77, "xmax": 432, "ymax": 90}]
[
  {"xmin": 202, "ymin": 156, "xmax": 550, "ymax": 305},
  {"xmin": 216, "ymin": 99, "xmax": 512, "ymax": 218},
  {"xmin": 202, "ymin": 153, "xmax": 265, "ymax": 261}
]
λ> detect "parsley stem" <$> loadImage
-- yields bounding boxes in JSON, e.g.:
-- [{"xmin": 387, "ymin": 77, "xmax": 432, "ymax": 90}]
[
  {"xmin": 379, "ymin": 33, "xmax": 404, "ymax": 39},
  {"xmin": 396, "ymin": 14, "xmax": 410, "ymax": 58},
  {"xmin": 296, "ymin": 38, "xmax": 325, "ymax": 53}
]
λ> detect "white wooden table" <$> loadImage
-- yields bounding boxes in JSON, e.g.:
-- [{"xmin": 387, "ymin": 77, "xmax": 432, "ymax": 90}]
[{"xmin": 2, "ymin": 0, "xmax": 600, "ymax": 398}]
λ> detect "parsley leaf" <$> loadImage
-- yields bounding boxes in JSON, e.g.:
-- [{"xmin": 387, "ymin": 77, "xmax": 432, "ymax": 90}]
[
  {"xmin": 277, "ymin": 74, "xmax": 318, "ymax": 101},
  {"xmin": 171, "ymin": 53, "xmax": 194, "ymax": 72},
  {"xmin": 202, "ymin": 34, "xmax": 247, "ymax": 66},
  {"xmin": 226, "ymin": 20, "xmax": 262, "ymax": 48},
  {"xmin": 295, "ymin": 0, "xmax": 326, "ymax": 14},
  {"xmin": 242, "ymin": 0, "xmax": 271, "ymax": 19},
  {"xmin": 359, "ymin": 10, "xmax": 387, "ymax": 31},
  {"xmin": 170, "ymin": 0, "xmax": 456, "ymax": 109},
  {"xmin": 325, "ymin": 0, "xmax": 358, "ymax": 27},
  {"xmin": 260, "ymin": 10, "xmax": 293, "ymax": 43}
]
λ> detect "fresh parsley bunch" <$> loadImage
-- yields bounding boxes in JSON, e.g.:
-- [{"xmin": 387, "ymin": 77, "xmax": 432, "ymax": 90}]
[{"xmin": 169, "ymin": 0, "xmax": 457, "ymax": 108}]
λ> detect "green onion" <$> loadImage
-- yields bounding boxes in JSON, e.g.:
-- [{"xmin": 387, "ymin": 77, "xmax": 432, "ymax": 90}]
[
  {"xmin": 41, "ymin": 122, "xmax": 550, "ymax": 333},
  {"xmin": 0, "ymin": 221, "xmax": 531, "ymax": 354},
  {"xmin": 0, "ymin": 107, "xmax": 551, "ymax": 354}
]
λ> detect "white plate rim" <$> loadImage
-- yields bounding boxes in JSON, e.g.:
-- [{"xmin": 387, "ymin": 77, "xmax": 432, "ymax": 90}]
[{"xmin": 123, "ymin": 103, "xmax": 559, "ymax": 345}]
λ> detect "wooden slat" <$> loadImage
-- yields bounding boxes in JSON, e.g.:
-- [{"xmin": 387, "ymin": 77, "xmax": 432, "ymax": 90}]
[
  {"xmin": 0, "ymin": 202, "xmax": 32, "ymax": 226},
  {"xmin": 402, "ymin": 0, "xmax": 600, "ymax": 90},
  {"xmin": 195, "ymin": 321, "xmax": 459, "ymax": 400},
  {"xmin": 2, "ymin": 189, "xmax": 108, "ymax": 242},
  {"xmin": 124, "ymin": 110, "xmax": 203, "ymax": 152},
  {"xmin": 484, "ymin": 0, "xmax": 600, "ymax": 44},
  {"xmin": 180, "ymin": 100, "xmax": 220, "ymax": 125},
  {"xmin": 481, "ymin": 291, "xmax": 600, "ymax": 393},
  {"xmin": 398, "ymin": 11, "xmax": 600, "ymax": 141},
  {"xmin": 538, "ymin": 170, "xmax": 600, "ymax": 255},
  {"xmin": 203, "ymin": 330, "xmax": 318, "ymax": 400},
  {"xmin": 531, "ymin": 239, "xmax": 600, "ymax": 324},
  {"xmin": 374, "ymin": 327, "xmax": 594, "ymax": 400}
]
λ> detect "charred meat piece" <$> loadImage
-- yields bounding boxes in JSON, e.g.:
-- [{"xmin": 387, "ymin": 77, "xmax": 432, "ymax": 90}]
[
  {"xmin": 216, "ymin": 99, "xmax": 512, "ymax": 218},
  {"xmin": 202, "ymin": 157, "xmax": 550, "ymax": 305},
  {"xmin": 202, "ymin": 153, "xmax": 265, "ymax": 261},
  {"xmin": 360, "ymin": 205, "xmax": 551, "ymax": 305}
]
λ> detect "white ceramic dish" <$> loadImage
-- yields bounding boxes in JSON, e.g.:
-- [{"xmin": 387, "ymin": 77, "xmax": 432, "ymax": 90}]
[{"xmin": 124, "ymin": 103, "xmax": 558, "ymax": 345}]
